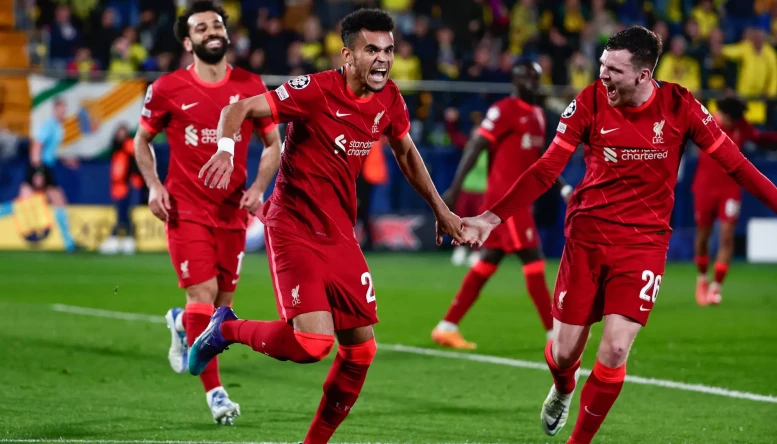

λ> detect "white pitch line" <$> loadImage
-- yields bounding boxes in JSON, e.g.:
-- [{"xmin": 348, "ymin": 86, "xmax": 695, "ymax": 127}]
[{"xmin": 49, "ymin": 304, "xmax": 777, "ymax": 404}]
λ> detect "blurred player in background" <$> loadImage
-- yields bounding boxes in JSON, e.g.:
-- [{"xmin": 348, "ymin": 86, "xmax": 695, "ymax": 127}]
[
  {"xmin": 432, "ymin": 60, "xmax": 573, "ymax": 350},
  {"xmin": 133, "ymin": 0, "xmax": 282, "ymax": 425},
  {"xmin": 692, "ymin": 96, "xmax": 777, "ymax": 306},
  {"xmin": 459, "ymin": 27, "xmax": 777, "ymax": 443},
  {"xmin": 192, "ymin": 9, "xmax": 465, "ymax": 442},
  {"xmin": 19, "ymin": 97, "xmax": 79, "ymax": 252},
  {"xmin": 99, "ymin": 123, "xmax": 143, "ymax": 255}
]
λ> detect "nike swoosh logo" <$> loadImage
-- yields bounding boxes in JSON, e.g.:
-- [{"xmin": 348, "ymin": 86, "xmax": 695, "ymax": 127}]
[
  {"xmin": 336, "ymin": 110, "xmax": 351, "ymax": 117},
  {"xmin": 182, "ymin": 102, "xmax": 199, "ymax": 110},
  {"xmin": 600, "ymin": 127, "xmax": 618, "ymax": 134},
  {"xmin": 639, "ymin": 304, "xmax": 651, "ymax": 312},
  {"xmin": 545, "ymin": 410, "xmax": 564, "ymax": 431}
]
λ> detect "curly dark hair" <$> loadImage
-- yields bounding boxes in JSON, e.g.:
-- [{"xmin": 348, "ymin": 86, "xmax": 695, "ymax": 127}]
[
  {"xmin": 604, "ymin": 26, "xmax": 663, "ymax": 73},
  {"xmin": 340, "ymin": 8, "xmax": 395, "ymax": 48},
  {"xmin": 174, "ymin": 0, "xmax": 228, "ymax": 43},
  {"xmin": 717, "ymin": 96, "xmax": 748, "ymax": 121}
]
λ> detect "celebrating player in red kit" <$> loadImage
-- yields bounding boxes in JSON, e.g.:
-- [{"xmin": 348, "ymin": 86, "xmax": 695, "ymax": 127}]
[
  {"xmin": 134, "ymin": 0, "xmax": 281, "ymax": 425},
  {"xmin": 432, "ymin": 60, "xmax": 573, "ymax": 349},
  {"xmin": 190, "ymin": 8, "xmax": 465, "ymax": 443},
  {"xmin": 692, "ymin": 96, "xmax": 777, "ymax": 306},
  {"xmin": 458, "ymin": 27, "xmax": 777, "ymax": 443}
]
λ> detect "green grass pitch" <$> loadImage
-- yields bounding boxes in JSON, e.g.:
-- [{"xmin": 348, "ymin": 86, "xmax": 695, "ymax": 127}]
[{"xmin": 0, "ymin": 251, "xmax": 775, "ymax": 443}]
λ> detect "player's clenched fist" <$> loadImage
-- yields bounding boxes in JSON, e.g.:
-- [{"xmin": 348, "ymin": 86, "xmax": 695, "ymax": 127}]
[
  {"xmin": 435, "ymin": 210, "xmax": 465, "ymax": 246},
  {"xmin": 199, "ymin": 150, "xmax": 234, "ymax": 189},
  {"xmin": 240, "ymin": 185, "xmax": 264, "ymax": 215},
  {"xmin": 148, "ymin": 183, "xmax": 171, "ymax": 222}
]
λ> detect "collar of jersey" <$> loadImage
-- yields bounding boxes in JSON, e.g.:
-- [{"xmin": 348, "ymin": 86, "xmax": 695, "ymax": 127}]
[
  {"xmin": 622, "ymin": 79, "xmax": 658, "ymax": 113},
  {"xmin": 186, "ymin": 64, "xmax": 233, "ymax": 88},
  {"xmin": 341, "ymin": 65, "xmax": 375, "ymax": 104}
]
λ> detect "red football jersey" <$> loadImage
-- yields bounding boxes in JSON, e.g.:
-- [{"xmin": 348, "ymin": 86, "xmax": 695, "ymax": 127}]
[
  {"xmin": 478, "ymin": 97, "xmax": 546, "ymax": 208},
  {"xmin": 139, "ymin": 65, "xmax": 275, "ymax": 230},
  {"xmin": 261, "ymin": 67, "xmax": 411, "ymax": 243},
  {"xmin": 554, "ymin": 80, "xmax": 726, "ymax": 246},
  {"xmin": 692, "ymin": 117, "xmax": 777, "ymax": 194}
]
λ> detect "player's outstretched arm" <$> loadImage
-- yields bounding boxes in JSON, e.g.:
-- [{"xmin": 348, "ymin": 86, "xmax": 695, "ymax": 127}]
[
  {"xmin": 489, "ymin": 140, "xmax": 575, "ymax": 221},
  {"xmin": 388, "ymin": 133, "xmax": 466, "ymax": 245},
  {"xmin": 708, "ymin": 136, "xmax": 777, "ymax": 213},
  {"xmin": 201, "ymin": 94, "xmax": 274, "ymax": 189},
  {"xmin": 134, "ymin": 125, "xmax": 170, "ymax": 221},
  {"xmin": 442, "ymin": 134, "xmax": 490, "ymax": 208},
  {"xmin": 241, "ymin": 126, "xmax": 282, "ymax": 215}
]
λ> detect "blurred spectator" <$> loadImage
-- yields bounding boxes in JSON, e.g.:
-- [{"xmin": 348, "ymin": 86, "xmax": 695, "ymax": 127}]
[
  {"xmin": 48, "ymin": 5, "xmax": 81, "ymax": 68},
  {"xmin": 691, "ymin": 0, "xmax": 719, "ymax": 39},
  {"xmin": 285, "ymin": 41, "xmax": 316, "ymax": 77},
  {"xmin": 723, "ymin": 27, "xmax": 777, "ymax": 98},
  {"xmin": 407, "ymin": 16, "xmax": 438, "ymax": 78},
  {"xmin": 436, "ymin": 27, "xmax": 460, "ymax": 80},
  {"xmin": 67, "ymin": 47, "xmax": 99, "ymax": 80},
  {"xmin": 356, "ymin": 137, "xmax": 389, "ymax": 251},
  {"xmin": 701, "ymin": 27, "xmax": 730, "ymax": 91},
  {"xmin": 393, "ymin": 40, "xmax": 422, "ymax": 82},
  {"xmin": 90, "ymin": 8, "xmax": 121, "ymax": 69},
  {"xmin": 656, "ymin": 36, "xmax": 701, "ymax": 94},
  {"xmin": 240, "ymin": 49, "xmax": 268, "ymax": 74},
  {"xmin": 122, "ymin": 27, "xmax": 149, "ymax": 69},
  {"xmin": 300, "ymin": 16, "xmax": 328, "ymax": 72},
  {"xmin": 324, "ymin": 20, "xmax": 344, "ymax": 56},
  {"xmin": 107, "ymin": 37, "xmax": 136, "ymax": 81},
  {"xmin": 382, "ymin": 0, "xmax": 415, "ymax": 35},
  {"xmin": 508, "ymin": 0, "xmax": 540, "ymax": 56},
  {"xmin": 568, "ymin": 51, "xmax": 594, "ymax": 92}
]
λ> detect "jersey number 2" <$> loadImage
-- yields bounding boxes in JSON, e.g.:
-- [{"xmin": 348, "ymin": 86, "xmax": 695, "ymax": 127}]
[
  {"xmin": 361, "ymin": 272, "xmax": 376, "ymax": 303},
  {"xmin": 639, "ymin": 270, "xmax": 662, "ymax": 303}
]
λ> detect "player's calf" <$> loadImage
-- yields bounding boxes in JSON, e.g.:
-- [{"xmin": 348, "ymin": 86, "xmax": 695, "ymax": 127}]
[{"xmin": 304, "ymin": 336, "xmax": 377, "ymax": 444}]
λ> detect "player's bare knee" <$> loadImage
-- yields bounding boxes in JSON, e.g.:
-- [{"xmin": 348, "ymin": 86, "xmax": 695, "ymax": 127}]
[
  {"xmin": 597, "ymin": 337, "xmax": 632, "ymax": 367},
  {"xmin": 185, "ymin": 279, "xmax": 218, "ymax": 304}
]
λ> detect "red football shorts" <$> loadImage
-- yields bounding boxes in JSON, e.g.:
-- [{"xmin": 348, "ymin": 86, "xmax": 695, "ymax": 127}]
[
  {"xmin": 552, "ymin": 238, "xmax": 667, "ymax": 326},
  {"xmin": 265, "ymin": 225, "xmax": 379, "ymax": 331},
  {"xmin": 454, "ymin": 191, "xmax": 484, "ymax": 218},
  {"xmin": 166, "ymin": 219, "xmax": 246, "ymax": 292},
  {"xmin": 693, "ymin": 188, "xmax": 742, "ymax": 227},
  {"xmin": 483, "ymin": 207, "xmax": 539, "ymax": 253}
]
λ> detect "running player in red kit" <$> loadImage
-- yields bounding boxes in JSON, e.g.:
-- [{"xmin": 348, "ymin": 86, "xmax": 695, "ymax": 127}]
[
  {"xmin": 459, "ymin": 27, "xmax": 777, "ymax": 443},
  {"xmin": 432, "ymin": 60, "xmax": 573, "ymax": 349},
  {"xmin": 133, "ymin": 0, "xmax": 281, "ymax": 425},
  {"xmin": 692, "ymin": 96, "xmax": 777, "ymax": 306},
  {"xmin": 190, "ymin": 9, "xmax": 465, "ymax": 443}
]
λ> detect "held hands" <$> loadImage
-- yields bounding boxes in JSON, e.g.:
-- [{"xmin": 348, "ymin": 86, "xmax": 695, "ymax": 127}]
[
  {"xmin": 452, "ymin": 212, "xmax": 502, "ymax": 248},
  {"xmin": 435, "ymin": 209, "xmax": 465, "ymax": 246}
]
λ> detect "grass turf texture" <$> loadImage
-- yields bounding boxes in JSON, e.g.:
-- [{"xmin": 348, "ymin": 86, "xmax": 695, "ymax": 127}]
[{"xmin": 0, "ymin": 251, "xmax": 775, "ymax": 444}]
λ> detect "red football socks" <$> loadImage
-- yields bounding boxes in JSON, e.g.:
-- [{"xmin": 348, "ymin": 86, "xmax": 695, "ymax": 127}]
[
  {"xmin": 545, "ymin": 340, "xmax": 580, "ymax": 395},
  {"xmin": 220, "ymin": 319, "xmax": 334, "ymax": 363},
  {"xmin": 443, "ymin": 261, "xmax": 498, "ymax": 324},
  {"xmin": 714, "ymin": 261, "xmax": 729, "ymax": 284},
  {"xmin": 569, "ymin": 360, "xmax": 626, "ymax": 444},
  {"xmin": 184, "ymin": 302, "xmax": 221, "ymax": 391},
  {"xmin": 304, "ymin": 338, "xmax": 377, "ymax": 444},
  {"xmin": 695, "ymin": 255, "xmax": 709, "ymax": 275},
  {"xmin": 523, "ymin": 260, "xmax": 554, "ymax": 331}
]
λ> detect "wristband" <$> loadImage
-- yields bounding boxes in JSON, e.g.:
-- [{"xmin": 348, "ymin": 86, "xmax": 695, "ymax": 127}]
[
  {"xmin": 561, "ymin": 185, "xmax": 573, "ymax": 199},
  {"xmin": 217, "ymin": 137, "xmax": 235, "ymax": 156}
]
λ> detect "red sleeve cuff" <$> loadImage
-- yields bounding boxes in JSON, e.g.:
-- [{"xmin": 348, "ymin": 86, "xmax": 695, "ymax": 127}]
[
  {"xmin": 552, "ymin": 136, "xmax": 577, "ymax": 152},
  {"xmin": 260, "ymin": 122, "xmax": 277, "ymax": 135},
  {"xmin": 265, "ymin": 92, "xmax": 279, "ymax": 124},
  {"xmin": 139, "ymin": 119, "xmax": 159, "ymax": 136},
  {"xmin": 478, "ymin": 127, "xmax": 496, "ymax": 143},
  {"xmin": 703, "ymin": 133, "xmax": 727, "ymax": 154},
  {"xmin": 395, "ymin": 122, "xmax": 411, "ymax": 141}
]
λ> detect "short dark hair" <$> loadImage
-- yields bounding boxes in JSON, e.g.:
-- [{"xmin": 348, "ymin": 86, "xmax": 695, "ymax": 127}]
[
  {"xmin": 717, "ymin": 96, "xmax": 747, "ymax": 121},
  {"xmin": 174, "ymin": 0, "xmax": 228, "ymax": 43},
  {"xmin": 604, "ymin": 26, "xmax": 663, "ymax": 73},
  {"xmin": 340, "ymin": 8, "xmax": 395, "ymax": 48}
]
